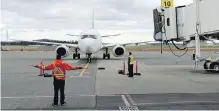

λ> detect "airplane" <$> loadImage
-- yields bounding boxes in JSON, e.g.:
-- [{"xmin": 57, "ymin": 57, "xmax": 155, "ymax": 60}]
[{"xmin": 11, "ymin": 10, "xmax": 153, "ymax": 63}]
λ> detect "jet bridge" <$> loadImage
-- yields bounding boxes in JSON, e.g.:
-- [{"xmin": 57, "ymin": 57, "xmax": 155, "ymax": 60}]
[{"xmin": 153, "ymin": 0, "xmax": 219, "ymax": 73}]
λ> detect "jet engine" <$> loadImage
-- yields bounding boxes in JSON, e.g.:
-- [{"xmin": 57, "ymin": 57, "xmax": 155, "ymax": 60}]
[
  {"xmin": 55, "ymin": 45, "xmax": 69, "ymax": 57},
  {"xmin": 112, "ymin": 45, "xmax": 125, "ymax": 57}
]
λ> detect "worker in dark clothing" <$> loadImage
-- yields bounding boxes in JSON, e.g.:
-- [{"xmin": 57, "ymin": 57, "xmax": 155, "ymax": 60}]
[
  {"xmin": 128, "ymin": 52, "xmax": 134, "ymax": 77},
  {"xmin": 192, "ymin": 50, "xmax": 196, "ymax": 60},
  {"xmin": 33, "ymin": 55, "xmax": 86, "ymax": 106}
]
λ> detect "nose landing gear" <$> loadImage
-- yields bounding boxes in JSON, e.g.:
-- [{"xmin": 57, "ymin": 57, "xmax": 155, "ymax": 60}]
[
  {"xmin": 73, "ymin": 48, "xmax": 80, "ymax": 59},
  {"xmin": 87, "ymin": 53, "xmax": 92, "ymax": 63}
]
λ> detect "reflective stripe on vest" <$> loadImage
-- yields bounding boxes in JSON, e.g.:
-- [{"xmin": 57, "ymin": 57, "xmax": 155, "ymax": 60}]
[
  {"xmin": 129, "ymin": 55, "xmax": 134, "ymax": 64},
  {"xmin": 53, "ymin": 63, "xmax": 65, "ymax": 80}
]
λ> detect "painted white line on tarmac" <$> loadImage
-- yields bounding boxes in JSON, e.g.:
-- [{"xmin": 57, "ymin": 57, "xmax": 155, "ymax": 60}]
[
  {"xmin": 137, "ymin": 101, "xmax": 219, "ymax": 106},
  {"xmin": 121, "ymin": 95, "xmax": 130, "ymax": 106},
  {"xmin": 127, "ymin": 95, "xmax": 137, "ymax": 106},
  {"xmin": 1, "ymin": 95, "xmax": 95, "ymax": 99}
]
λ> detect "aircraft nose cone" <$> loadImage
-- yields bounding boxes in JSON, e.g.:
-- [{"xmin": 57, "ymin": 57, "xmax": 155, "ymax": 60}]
[
  {"xmin": 84, "ymin": 38, "xmax": 95, "ymax": 53},
  {"xmin": 85, "ymin": 44, "xmax": 92, "ymax": 49},
  {"xmin": 85, "ymin": 46, "xmax": 92, "ymax": 53}
]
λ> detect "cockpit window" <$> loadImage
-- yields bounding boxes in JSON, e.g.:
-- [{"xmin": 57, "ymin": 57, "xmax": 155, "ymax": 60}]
[
  {"xmin": 82, "ymin": 35, "xmax": 88, "ymax": 39},
  {"xmin": 81, "ymin": 35, "xmax": 97, "ymax": 39}
]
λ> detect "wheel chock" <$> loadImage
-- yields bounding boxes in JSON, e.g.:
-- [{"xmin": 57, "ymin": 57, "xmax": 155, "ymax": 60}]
[
  {"xmin": 118, "ymin": 70, "xmax": 125, "ymax": 74},
  {"xmin": 98, "ymin": 67, "xmax": 105, "ymax": 70}
]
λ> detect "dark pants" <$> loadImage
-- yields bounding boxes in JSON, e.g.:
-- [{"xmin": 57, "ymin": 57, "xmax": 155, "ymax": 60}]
[
  {"xmin": 193, "ymin": 54, "xmax": 195, "ymax": 60},
  {"xmin": 128, "ymin": 64, "xmax": 133, "ymax": 77},
  {"xmin": 53, "ymin": 78, "xmax": 65, "ymax": 104}
]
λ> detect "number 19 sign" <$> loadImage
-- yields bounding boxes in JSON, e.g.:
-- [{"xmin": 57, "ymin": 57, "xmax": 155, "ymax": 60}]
[{"xmin": 162, "ymin": 0, "xmax": 173, "ymax": 8}]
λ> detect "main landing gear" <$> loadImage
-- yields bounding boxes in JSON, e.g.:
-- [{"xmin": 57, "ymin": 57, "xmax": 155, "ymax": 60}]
[
  {"xmin": 73, "ymin": 48, "xmax": 80, "ymax": 59},
  {"xmin": 103, "ymin": 48, "xmax": 110, "ymax": 59},
  {"xmin": 87, "ymin": 53, "xmax": 92, "ymax": 63}
]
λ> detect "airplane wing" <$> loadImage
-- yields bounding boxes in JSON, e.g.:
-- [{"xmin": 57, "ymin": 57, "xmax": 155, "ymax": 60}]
[
  {"xmin": 66, "ymin": 34, "xmax": 79, "ymax": 37},
  {"xmin": 10, "ymin": 39, "xmax": 78, "ymax": 48},
  {"xmin": 102, "ymin": 41, "xmax": 154, "ymax": 48},
  {"xmin": 101, "ymin": 34, "xmax": 121, "ymax": 38},
  {"xmin": 210, "ymin": 39, "xmax": 219, "ymax": 45}
]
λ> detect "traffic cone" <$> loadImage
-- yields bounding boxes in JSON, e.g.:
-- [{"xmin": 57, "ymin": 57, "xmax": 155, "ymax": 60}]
[
  {"xmin": 134, "ymin": 60, "xmax": 141, "ymax": 76},
  {"xmin": 123, "ymin": 60, "xmax": 125, "ymax": 74},
  {"xmin": 38, "ymin": 60, "xmax": 44, "ymax": 76},
  {"xmin": 118, "ymin": 60, "xmax": 125, "ymax": 75}
]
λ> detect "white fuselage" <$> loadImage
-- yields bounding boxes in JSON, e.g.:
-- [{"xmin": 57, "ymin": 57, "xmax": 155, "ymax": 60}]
[{"xmin": 77, "ymin": 29, "xmax": 102, "ymax": 54}]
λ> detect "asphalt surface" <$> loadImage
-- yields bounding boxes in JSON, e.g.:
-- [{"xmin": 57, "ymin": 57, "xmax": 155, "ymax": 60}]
[{"xmin": 1, "ymin": 51, "xmax": 219, "ymax": 110}]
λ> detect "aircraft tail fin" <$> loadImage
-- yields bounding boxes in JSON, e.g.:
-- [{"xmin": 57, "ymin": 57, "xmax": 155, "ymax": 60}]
[{"xmin": 92, "ymin": 8, "xmax": 94, "ymax": 29}]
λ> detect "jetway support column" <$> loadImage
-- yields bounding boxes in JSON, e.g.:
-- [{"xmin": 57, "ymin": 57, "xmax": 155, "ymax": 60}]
[{"xmin": 194, "ymin": 0, "xmax": 201, "ymax": 62}]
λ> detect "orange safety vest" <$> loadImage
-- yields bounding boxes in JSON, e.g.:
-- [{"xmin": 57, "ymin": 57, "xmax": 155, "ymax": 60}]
[
  {"xmin": 52, "ymin": 63, "xmax": 65, "ymax": 80},
  {"xmin": 41, "ymin": 60, "xmax": 79, "ymax": 80}
]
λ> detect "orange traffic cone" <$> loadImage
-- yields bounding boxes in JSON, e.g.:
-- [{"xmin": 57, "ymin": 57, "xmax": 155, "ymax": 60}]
[
  {"xmin": 38, "ymin": 60, "xmax": 44, "ymax": 76},
  {"xmin": 118, "ymin": 60, "xmax": 125, "ymax": 75},
  {"xmin": 134, "ymin": 60, "xmax": 141, "ymax": 76},
  {"xmin": 123, "ymin": 60, "xmax": 125, "ymax": 74}
]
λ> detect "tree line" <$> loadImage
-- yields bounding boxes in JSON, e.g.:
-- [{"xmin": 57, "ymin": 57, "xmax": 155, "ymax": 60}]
[{"xmin": 1, "ymin": 39, "xmax": 78, "ymax": 46}]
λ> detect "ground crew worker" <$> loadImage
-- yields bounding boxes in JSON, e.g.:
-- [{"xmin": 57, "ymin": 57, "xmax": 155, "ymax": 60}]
[
  {"xmin": 128, "ymin": 52, "xmax": 134, "ymax": 77},
  {"xmin": 33, "ymin": 55, "xmax": 85, "ymax": 106},
  {"xmin": 192, "ymin": 50, "xmax": 196, "ymax": 60}
]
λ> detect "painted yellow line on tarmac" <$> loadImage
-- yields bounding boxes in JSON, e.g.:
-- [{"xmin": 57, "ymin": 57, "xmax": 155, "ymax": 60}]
[
  {"xmin": 79, "ymin": 55, "xmax": 96, "ymax": 76},
  {"xmin": 79, "ymin": 63, "xmax": 89, "ymax": 76}
]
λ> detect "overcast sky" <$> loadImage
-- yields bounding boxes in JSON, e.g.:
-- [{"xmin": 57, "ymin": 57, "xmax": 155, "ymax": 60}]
[{"xmin": 1, "ymin": 0, "xmax": 193, "ymax": 43}]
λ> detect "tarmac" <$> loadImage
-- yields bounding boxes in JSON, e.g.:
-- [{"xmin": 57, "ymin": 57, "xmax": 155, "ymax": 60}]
[{"xmin": 1, "ymin": 51, "xmax": 219, "ymax": 110}]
